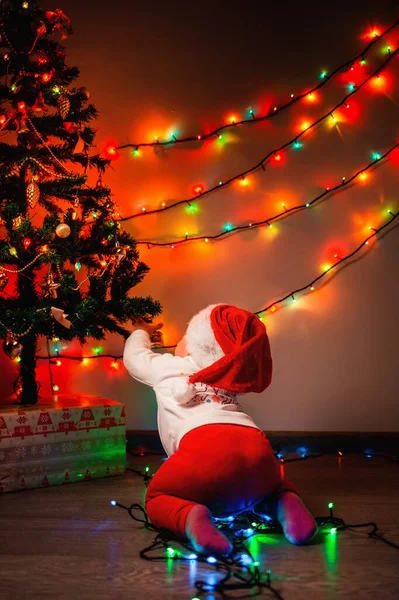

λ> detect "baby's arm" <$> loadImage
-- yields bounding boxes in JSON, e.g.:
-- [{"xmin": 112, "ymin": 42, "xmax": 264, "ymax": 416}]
[{"xmin": 123, "ymin": 324, "xmax": 170, "ymax": 387}]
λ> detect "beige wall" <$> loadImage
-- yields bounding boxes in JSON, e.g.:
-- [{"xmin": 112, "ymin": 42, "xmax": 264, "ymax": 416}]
[{"xmin": 1, "ymin": 1, "xmax": 398, "ymax": 431}]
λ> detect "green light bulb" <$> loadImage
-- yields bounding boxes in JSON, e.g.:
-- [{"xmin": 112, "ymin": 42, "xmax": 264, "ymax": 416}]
[
  {"xmin": 75, "ymin": 262, "xmax": 81, "ymax": 272},
  {"xmin": 219, "ymin": 181, "xmax": 223, "ymax": 185},
  {"xmin": 166, "ymin": 547, "xmax": 175, "ymax": 556},
  {"xmin": 223, "ymin": 223, "xmax": 233, "ymax": 231},
  {"xmin": 251, "ymin": 522, "xmax": 257, "ymax": 527},
  {"xmin": 145, "ymin": 466, "xmax": 150, "ymax": 473},
  {"xmin": 330, "ymin": 527, "xmax": 337, "ymax": 535},
  {"xmin": 328, "ymin": 502, "xmax": 334, "ymax": 509},
  {"xmin": 94, "ymin": 347, "xmax": 102, "ymax": 355},
  {"xmin": 320, "ymin": 71, "xmax": 327, "ymax": 79}
]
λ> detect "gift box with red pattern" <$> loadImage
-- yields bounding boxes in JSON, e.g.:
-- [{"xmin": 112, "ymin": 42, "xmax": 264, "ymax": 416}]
[{"xmin": 0, "ymin": 394, "xmax": 126, "ymax": 493}]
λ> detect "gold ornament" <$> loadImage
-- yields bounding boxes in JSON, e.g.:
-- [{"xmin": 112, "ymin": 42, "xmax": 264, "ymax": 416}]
[
  {"xmin": 57, "ymin": 93, "xmax": 70, "ymax": 119},
  {"xmin": 41, "ymin": 272, "xmax": 60, "ymax": 298},
  {"xmin": 13, "ymin": 215, "xmax": 23, "ymax": 229},
  {"xmin": 16, "ymin": 117, "xmax": 29, "ymax": 134},
  {"xmin": 0, "ymin": 270, "xmax": 8, "ymax": 291},
  {"xmin": 114, "ymin": 244, "xmax": 127, "ymax": 264},
  {"xmin": 55, "ymin": 223, "xmax": 71, "ymax": 238},
  {"xmin": 71, "ymin": 210, "xmax": 78, "ymax": 220},
  {"xmin": 32, "ymin": 92, "xmax": 49, "ymax": 114},
  {"xmin": 3, "ymin": 338, "xmax": 23, "ymax": 360},
  {"xmin": 26, "ymin": 180, "xmax": 40, "ymax": 208}
]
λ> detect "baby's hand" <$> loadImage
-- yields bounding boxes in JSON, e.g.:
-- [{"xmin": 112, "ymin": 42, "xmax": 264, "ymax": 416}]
[{"xmin": 132, "ymin": 317, "xmax": 163, "ymax": 336}]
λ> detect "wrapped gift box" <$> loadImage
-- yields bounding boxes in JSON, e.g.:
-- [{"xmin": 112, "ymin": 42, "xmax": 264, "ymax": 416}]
[{"xmin": 0, "ymin": 394, "xmax": 126, "ymax": 493}]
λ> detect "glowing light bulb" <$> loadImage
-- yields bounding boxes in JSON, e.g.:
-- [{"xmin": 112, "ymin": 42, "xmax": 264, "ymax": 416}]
[
  {"xmin": 56, "ymin": 360, "xmax": 62, "ymax": 366},
  {"xmin": 207, "ymin": 557, "xmax": 217, "ymax": 564},
  {"xmin": 18, "ymin": 102, "xmax": 26, "ymax": 112},
  {"xmin": 161, "ymin": 202, "xmax": 166, "ymax": 207},
  {"xmin": 323, "ymin": 264, "xmax": 331, "ymax": 272},
  {"xmin": 166, "ymin": 548, "xmax": 175, "ymax": 556},
  {"xmin": 53, "ymin": 384, "xmax": 59, "ymax": 392},
  {"xmin": 141, "ymin": 207, "xmax": 146, "ymax": 212},
  {"xmin": 171, "ymin": 245, "xmax": 175, "ymax": 249},
  {"xmin": 205, "ymin": 238, "xmax": 209, "ymax": 242},
  {"xmin": 359, "ymin": 172, "xmax": 368, "ymax": 182},
  {"xmin": 306, "ymin": 92, "xmax": 316, "ymax": 102},
  {"xmin": 330, "ymin": 528, "xmax": 337, "ymax": 535},
  {"xmin": 230, "ymin": 116, "xmax": 236, "ymax": 124},
  {"xmin": 111, "ymin": 361, "xmax": 119, "ymax": 369},
  {"xmin": 347, "ymin": 83, "xmax": 355, "ymax": 92},
  {"xmin": 290, "ymin": 93, "xmax": 294, "ymax": 98},
  {"xmin": 218, "ymin": 181, "xmax": 223, "ymax": 186},
  {"xmin": 188, "ymin": 554, "xmax": 197, "ymax": 560},
  {"xmin": 22, "ymin": 1, "xmax": 29, "ymax": 7},
  {"xmin": 273, "ymin": 106, "xmax": 278, "ymax": 111},
  {"xmin": 110, "ymin": 500, "xmax": 117, "ymax": 506},
  {"xmin": 223, "ymin": 223, "xmax": 233, "ymax": 231},
  {"xmin": 293, "ymin": 141, "xmax": 302, "ymax": 149},
  {"xmin": 94, "ymin": 346, "xmax": 102, "ymax": 355},
  {"xmin": 302, "ymin": 121, "xmax": 310, "ymax": 131},
  {"xmin": 306, "ymin": 203, "xmax": 310, "ymax": 207},
  {"xmin": 274, "ymin": 153, "xmax": 281, "ymax": 161},
  {"xmin": 240, "ymin": 178, "xmax": 248, "ymax": 187},
  {"xmin": 319, "ymin": 71, "xmax": 328, "ymax": 79},
  {"xmin": 197, "ymin": 134, "xmax": 201, "ymax": 140},
  {"xmin": 154, "ymin": 136, "xmax": 158, "ymax": 142},
  {"xmin": 23, "ymin": 238, "xmax": 31, "ymax": 249},
  {"xmin": 193, "ymin": 184, "xmax": 204, "ymax": 195},
  {"xmin": 310, "ymin": 286, "xmax": 315, "ymax": 291},
  {"xmin": 53, "ymin": 85, "xmax": 60, "ymax": 94},
  {"xmin": 372, "ymin": 152, "xmax": 381, "ymax": 160},
  {"xmin": 41, "ymin": 73, "xmax": 51, "ymax": 83},
  {"xmin": 82, "ymin": 358, "xmax": 89, "ymax": 365},
  {"xmin": 268, "ymin": 223, "xmax": 273, "ymax": 228},
  {"xmin": 328, "ymin": 502, "xmax": 334, "ymax": 509},
  {"xmin": 270, "ymin": 305, "xmax": 277, "ymax": 313},
  {"xmin": 248, "ymin": 223, "xmax": 252, "ymax": 227}
]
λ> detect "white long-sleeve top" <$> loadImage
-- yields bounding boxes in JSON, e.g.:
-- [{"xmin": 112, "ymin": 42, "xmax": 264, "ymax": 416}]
[{"xmin": 123, "ymin": 330, "xmax": 260, "ymax": 456}]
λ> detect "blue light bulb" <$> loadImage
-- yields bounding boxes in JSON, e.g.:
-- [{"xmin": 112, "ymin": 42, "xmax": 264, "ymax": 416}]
[
  {"xmin": 110, "ymin": 500, "xmax": 116, "ymax": 506},
  {"xmin": 207, "ymin": 556, "xmax": 217, "ymax": 564}
]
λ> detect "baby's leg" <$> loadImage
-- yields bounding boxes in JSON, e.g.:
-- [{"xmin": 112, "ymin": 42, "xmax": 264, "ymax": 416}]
[
  {"xmin": 145, "ymin": 489, "xmax": 231, "ymax": 555},
  {"xmin": 254, "ymin": 465, "xmax": 317, "ymax": 545}
]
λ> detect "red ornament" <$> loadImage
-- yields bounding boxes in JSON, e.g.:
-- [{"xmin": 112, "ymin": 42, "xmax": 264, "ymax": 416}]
[{"xmin": 63, "ymin": 121, "xmax": 78, "ymax": 133}]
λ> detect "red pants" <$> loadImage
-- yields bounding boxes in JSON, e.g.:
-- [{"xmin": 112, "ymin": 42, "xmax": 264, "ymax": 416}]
[{"xmin": 145, "ymin": 423, "xmax": 296, "ymax": 538}]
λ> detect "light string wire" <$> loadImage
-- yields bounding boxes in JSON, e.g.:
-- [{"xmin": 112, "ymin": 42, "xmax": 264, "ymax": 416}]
[
  {"xmin": 34, "ymin": 210, "xmax": 398, "ymax": 361},
  {"xmin": 115, "ymin": 19, "xmax": 399, "ymax": 152},
  {"xmin": 119, "ymin": 48, "xmax": 399, "ymax": 222},
  {"xmin": 109, "ymin": 459, "xmax": 398, "ymax": 600},
  {"xmin": 135, "ymin": 142, "xmax": 399, "ymax": 247}
]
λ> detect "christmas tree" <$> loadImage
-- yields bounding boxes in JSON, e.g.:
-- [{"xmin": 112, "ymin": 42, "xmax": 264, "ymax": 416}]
[{"xmin": 0, "ymin": 0, "xmax": 161, "ymax": 405}]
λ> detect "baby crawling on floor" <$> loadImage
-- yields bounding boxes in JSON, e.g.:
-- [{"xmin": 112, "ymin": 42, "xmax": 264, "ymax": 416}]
[{"xmin": 123, "ymin": 303, "xmax": 317, "ymax": 555}]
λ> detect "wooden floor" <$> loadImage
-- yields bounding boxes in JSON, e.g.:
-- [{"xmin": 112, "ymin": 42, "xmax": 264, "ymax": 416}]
[{"xmin": 0, "ymin": 454, "xmax": 398, "ymax": 600}]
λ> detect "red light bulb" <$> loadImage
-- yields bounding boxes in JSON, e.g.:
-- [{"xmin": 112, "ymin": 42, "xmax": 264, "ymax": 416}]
[{"xmin": 18, "ymin": 102, "xmax": 26, "ymax": 112}]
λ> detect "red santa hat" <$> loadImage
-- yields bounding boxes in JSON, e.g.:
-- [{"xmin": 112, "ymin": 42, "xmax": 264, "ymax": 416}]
[{"xmin": 186, "ymin": 304, "xmax": 272, "ymax": 394}]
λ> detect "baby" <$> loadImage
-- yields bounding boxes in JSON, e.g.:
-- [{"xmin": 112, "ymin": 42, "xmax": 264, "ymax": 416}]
[{"xmin": 123, "ymin": 304, "xmax": 317, "ymax": 555}]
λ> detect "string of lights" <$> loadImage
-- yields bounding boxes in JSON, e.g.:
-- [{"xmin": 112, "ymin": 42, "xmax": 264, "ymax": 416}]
[
  {"xmin": 112, "ymin": 20, "xmax": 399, "ymax": 153},
  {"xmin": 108, "ymin": 459, "xmax": 398, "ymax": 599},
  {"xmin": 34, "ymin": 210, "xmax": 398, "ymax": 367},
  {"xmin": 119, "ymin": 48, "xmax": 399, "ymax": 222},
  {"xmin": 135, "ymin": 143, "xmax": 398, "ymax": 247}
]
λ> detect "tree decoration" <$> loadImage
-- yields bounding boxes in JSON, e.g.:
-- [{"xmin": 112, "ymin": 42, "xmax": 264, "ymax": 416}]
[
  {"xmin": 32, "ymin": 91, "xmax": 49, "ymax": 114},
  {"xmin": 16, "ymin": 117, "xmax": 29, "ymax": 134},
  {"xmin": 26, "ymin": 179, "xmax": 40, "ymax": 208},
  {"xmin": 55, "ymin": 223, "xmax": 71, "ymax": 238},
  {"xmin": 0, "ymin": 271, "xmax": 8, "ymax": 291},
  {"xmin": 3, "ymin": 336, "xmax": 23, "ymax": 360},
  {"xmin": 12, "ymin": 215, "xmax": 23, "ymax": 229},
  {"xmin": 41, "ymin": 272, "xmax": 60, "ymax": 298},
  {"xmin": 0, "ymin": 0, "xmax": 160, "ymax": 404},
  {"xmin": 57, "ymin": 92, "xmax": 70, "ymax": 119}
]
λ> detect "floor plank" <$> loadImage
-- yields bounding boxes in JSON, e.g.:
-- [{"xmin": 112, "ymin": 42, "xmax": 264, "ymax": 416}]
[{"xmin": 0, "ymin": 454, "xmax": 398, "ymax": 599}]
